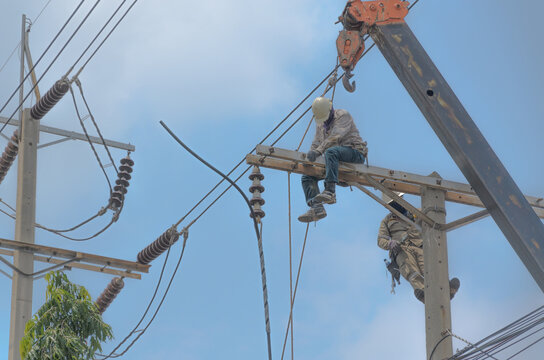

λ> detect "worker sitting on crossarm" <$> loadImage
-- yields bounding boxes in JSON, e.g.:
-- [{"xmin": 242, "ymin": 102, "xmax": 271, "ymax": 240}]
[
  {"xmin": 377, "ymin": 193, "xmax": 461, "ymax": 303},
  {"xmin": 298, "ymin": 97, "xmax": 368, "ymax": 223}
]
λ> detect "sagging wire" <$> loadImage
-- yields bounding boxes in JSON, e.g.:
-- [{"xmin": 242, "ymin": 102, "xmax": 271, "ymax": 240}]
[
  {"xmin": 96, "ymin": 229, "xmax": 188, "ymax": 359},
  {"xmin": 69, "ymin": 83, "xmax": 113, "ymax": 193},
  {"xmin": 160, "ymin": 121, "xmax": 273, "ymax": 360},
  {"xmin": 74, "ymin": 78, "xmax": 118, "ymax": 173}
]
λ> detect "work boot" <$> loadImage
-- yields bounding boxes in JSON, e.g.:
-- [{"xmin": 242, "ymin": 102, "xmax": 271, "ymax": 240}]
[
  {"xmin": 449, "ymin": 277, "xmax": 461, "ymax": 300},
  {"xmin": 313, "ymin": 182, "xmax": 336, "ymax": 204},
  {"xmin": 414, "ymin": 288, "xmax": 425, "ymax": 304},
  {"xmin": 298, "ymin": 204, "xmax": 327, "ymax": 223}
]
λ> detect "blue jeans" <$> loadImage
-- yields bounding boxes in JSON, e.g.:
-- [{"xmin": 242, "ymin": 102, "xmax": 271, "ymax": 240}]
[{"xmin": 301, "ymin": 146, "xmax": 365, "ymax": 205}]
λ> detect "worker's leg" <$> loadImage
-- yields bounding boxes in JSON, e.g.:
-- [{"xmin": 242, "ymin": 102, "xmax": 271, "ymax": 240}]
[
  {"xmin": 298, "ymin": 175, "xmax": 326, "ymax": 222},
  {"xmin": 396, "ymin": 247, "xmax": 425, "ymax": 303},
  {"xmin": 301, "ymin": 175, "xmax": 320, "ymax": 205},
  {"xmin": 314, "ymin": 146, "xmax": 364, "ymax": 204},
  {"xmin": 323, "ymin": 146, "xmax": 364, "ymax": 183}
]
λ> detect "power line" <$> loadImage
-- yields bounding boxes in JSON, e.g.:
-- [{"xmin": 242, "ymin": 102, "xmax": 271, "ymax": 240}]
[
  {"xmin": 0, "ymin": 0, "xmax": 54, "ymax": 77},
  {"xmin": 65, "ymin": 0, "xmax": 128, "ymax": 77},
  {"xmin": 160, "ymin": 121, "xmax": 273, "ymax": 360},
  {"xmin": 97, "ymin": 230, "xmax": 189, "ymax": 359},
  {"xmin": 69, "ymin": 84, "xmax": 113, "ymax": 193},
  {"xmin": 0, "ymin": 0, "xmax": 103, "ymax": 135},
  {"xmin": 0, "ymin": 0, "xmax": 86, "ymax": 120},
  {"xmin": 72, "ymin": 0, "xmax": 139, "ymax": 79}
]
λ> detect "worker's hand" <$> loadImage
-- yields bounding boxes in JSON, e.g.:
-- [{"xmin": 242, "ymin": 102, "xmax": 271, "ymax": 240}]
[
  {"xmin": 306, "ymin": 150, "xmax": 320, "ymax": 162},
  {"xmin": 388, "ymin": 239, "xmax": 400, "ymax": 253}
]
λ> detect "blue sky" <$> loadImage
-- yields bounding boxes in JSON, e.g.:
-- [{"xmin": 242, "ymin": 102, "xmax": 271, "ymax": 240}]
[{"xmin": 0, "ymin": 0, "xmax": 543, "ymax": 359}]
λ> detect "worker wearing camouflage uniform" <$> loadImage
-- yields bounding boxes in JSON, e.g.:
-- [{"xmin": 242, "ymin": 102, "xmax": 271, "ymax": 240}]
[
  {"xmin": 377, "ymin": 196, "xmax": 460, "ymax": 303},
  {"xmin": 298, "ymin": 97, "xmax": 367, "ymax": 223}
]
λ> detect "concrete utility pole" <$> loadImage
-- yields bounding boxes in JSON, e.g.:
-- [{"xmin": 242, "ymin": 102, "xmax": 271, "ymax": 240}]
[
  {"xmin": 421, "ymin": 175, "xmax": 453, "ymax": 360},
  {"xmin": 8, "ymin": 108, "xmax": 38, "ymax": 360}
]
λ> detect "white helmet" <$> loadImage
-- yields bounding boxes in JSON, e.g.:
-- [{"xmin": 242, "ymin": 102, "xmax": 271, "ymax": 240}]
[{"xmin": 311, "ymin": 97, "xmax": 333, "ymax": 124}]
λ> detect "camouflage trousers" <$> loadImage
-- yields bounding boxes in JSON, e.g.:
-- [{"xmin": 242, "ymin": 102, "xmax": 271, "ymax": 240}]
[{"xmin": 396, "ymin": 245, "xmax": 424, "ymax": 291}]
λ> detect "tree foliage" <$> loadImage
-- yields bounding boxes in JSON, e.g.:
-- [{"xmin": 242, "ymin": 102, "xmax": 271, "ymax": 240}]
[{"xmin": 20, "ymin": 271, "xmax": 113, "ymax": 360}]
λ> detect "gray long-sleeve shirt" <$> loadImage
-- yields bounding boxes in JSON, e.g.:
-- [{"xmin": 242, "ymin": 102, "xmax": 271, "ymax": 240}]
[{"xmin": 310, "ymin": 109, "xmax": 366, "ymax": 155}]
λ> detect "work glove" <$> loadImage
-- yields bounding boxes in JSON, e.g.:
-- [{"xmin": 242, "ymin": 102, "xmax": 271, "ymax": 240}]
[
  {"xmin": 388, "ymin": 239, "xmax": 401, "ymax": 254},
  {"xmin": 306, "ymin": 150, "xmax": 320, "ymax": 162}
]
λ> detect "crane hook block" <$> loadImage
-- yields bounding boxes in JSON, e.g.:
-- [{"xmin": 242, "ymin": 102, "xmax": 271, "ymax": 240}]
[{"xmin": 336, "ymin": 0, "xmax": 409, "ymax": 72}]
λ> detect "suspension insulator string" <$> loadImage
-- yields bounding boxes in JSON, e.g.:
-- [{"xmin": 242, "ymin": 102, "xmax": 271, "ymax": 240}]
[
  {"xmin": 136, "ymin": 226, "xmax": 181, "ymax": 265},
  {"xmin": 95, "ymin": 277, "xmax": 125, "ymax": 314},
  {"xmin": 30, "ymin": 77, "xmax": 70, "ymax": 120},
  {"xmin": 110, "ymin": 154, "xmax": 134, "ymax": 210},
  {"xmin": 0, "ymin": 130, "xmax": 19, "ymax": 185}
]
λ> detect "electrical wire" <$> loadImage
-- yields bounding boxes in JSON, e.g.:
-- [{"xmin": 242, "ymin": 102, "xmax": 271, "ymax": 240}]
[
  {"xmin": 173, "ymin": 65, "xmax": 339, "ymax": 229},
  {"xmin": 0, "ymin": 0, "xmax": 54, "ymax": 77},
  {"xmin": 75, "ymin": 78, "xmax": 118, "ymax": 173},
  {"xmin": 65, "ymin": 0, "xmax": 128, "ymax": 77},
  {"xmin": 69, "ymin": 84, "xmax": 113, "ymax": 193},
  {"xmin": 1, "ymin": 0, "xmax": 103, "ymax": 133},
  {"xmin": 160, "ymin": 120, "xmax": 273, "ymax": 360},
  {"xmin": 450, "ymin": 305, "xmax": 544, "ymax": 360},
  {"xmin": 72, "ymin": 0, "xmax": 139, "ymax": 79},
  {"xmin": 0, "ymin": 0, "xmax": 86, "ymax": 127},
  {"xmin": 95, "ymin": 232, "xmax": 176, "ymax": 359}
]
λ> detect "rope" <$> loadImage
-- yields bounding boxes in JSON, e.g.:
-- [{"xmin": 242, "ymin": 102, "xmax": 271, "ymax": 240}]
[
  {"xmin": 281, "ymin": 223, "xmax": 310, "ymax": 360},
  {"xmin": 287, "ymin": 172, "xmax": 294, "ymax": 360},
  {"xmin": 74, "ymin": 78, "xmax": 118, "ymax": 174}
]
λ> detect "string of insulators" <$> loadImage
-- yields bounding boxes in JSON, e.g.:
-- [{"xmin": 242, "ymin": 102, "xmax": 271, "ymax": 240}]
[
  {"xmin": 110, "ymin": 155, "xmax": 134, "ymax": 209},
  {"xmin": 95, "ymin": 277, "xmax": 124, "ymax": 314},
  {"xmin": 136, "ymin": 227, "xmax": 180, "ymax": 265},
  {"xmin": 0, "ymin": 130, "xmax": 19, "ymax": 185},
  {"xmin": 30, "ymin": 78, "xmax": 70, "ymax": 120},
  {"xmin": 249, "ymin": 166, "xmax": 265, "ymax": 219}
]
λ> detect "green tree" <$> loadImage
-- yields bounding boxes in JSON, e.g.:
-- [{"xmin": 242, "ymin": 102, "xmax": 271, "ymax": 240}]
[{"xmin": 20, "ymin": 271, "xmax": 113, "ymax": 360}]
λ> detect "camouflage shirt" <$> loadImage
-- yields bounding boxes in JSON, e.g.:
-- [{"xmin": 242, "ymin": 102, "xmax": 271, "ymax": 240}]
[
  {"xmin": 377, "ymin": 213, "xmax": 423, "ymax": 250},
  {"xmin": 310, "ymin": 109, "xmax": 367, "ymax": 155}
]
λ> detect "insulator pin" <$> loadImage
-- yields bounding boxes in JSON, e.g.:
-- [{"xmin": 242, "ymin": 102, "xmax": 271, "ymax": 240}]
[
  {"xmin": 109, "ymin": 154, "xmax": 134, "ymax": 210},
  {"xmin": 248, "ymin": 166, "xmax": 265, "ymax": 219},
  {"xmin": 95, "ymin": 277, "xmax": 125, "ymax": 314},
  {"xmin": 0, "ymin": 130, "xmax": 19, "ymax": 184},
  {"xmin": 30, "ymin": 79, "xmax": 70, "ymax": 120},
  {"xmin": 137, "ymin": 227, "xmax": 180, "ymax": 265}
]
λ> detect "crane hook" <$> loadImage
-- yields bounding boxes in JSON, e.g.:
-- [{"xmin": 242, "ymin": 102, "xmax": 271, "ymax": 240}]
[{"xmin": 342, "ymin": 69, "xmax": 356, "ymax": 92}]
